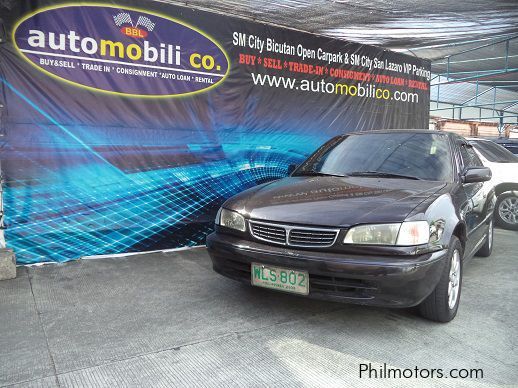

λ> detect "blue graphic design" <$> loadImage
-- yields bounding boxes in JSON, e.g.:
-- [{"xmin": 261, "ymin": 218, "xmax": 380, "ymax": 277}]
[{"xmin": 2, "ymin": 77, "xmax": 318, "ymax": 263}]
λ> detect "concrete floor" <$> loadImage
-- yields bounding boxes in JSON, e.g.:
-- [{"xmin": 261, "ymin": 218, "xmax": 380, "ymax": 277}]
[{"xmin": 1, "ymin": 229, "xmax": 517, "ymax": 388}]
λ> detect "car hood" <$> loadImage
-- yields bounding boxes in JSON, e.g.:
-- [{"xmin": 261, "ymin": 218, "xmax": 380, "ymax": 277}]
[{"xmin": 225, "ymin": 176, "xmax": 446, "ymax": 227}]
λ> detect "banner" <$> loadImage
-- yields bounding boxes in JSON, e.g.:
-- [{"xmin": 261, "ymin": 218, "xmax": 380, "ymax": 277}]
[{"xmin": 0, "ymin": 1, "xmax": 431, "ymax": 263}]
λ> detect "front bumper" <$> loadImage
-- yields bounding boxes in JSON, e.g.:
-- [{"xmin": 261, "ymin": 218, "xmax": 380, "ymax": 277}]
[{"xmin": 206, "ymin": 232, "xmax": 448, "ymax": 308}]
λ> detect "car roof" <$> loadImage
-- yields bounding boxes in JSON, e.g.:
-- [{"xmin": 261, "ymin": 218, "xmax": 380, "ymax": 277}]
[
  {"xmin": 468, "ymin": 137, "xmax": 518, "ymax": 144},
  {"xmin": 346, "ymin": 129, "xmax": 449, "ymax": 136},
  {"xmin": 468, "ymin": 138, "xmax": 518, "ymax": 155},
  {"xmin": 466, "ymin": 137, "xmax": 491, "ymax": 142}
]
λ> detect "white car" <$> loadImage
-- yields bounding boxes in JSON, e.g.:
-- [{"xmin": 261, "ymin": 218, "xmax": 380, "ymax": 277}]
[{"xmin": 468, "ymin": 138, "xmax": 518, "ymax": 230}]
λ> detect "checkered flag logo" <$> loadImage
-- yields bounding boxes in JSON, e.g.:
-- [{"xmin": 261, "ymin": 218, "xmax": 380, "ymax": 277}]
[
  {"xmin": 135, "ymin": 16, "xmax": 155, "ymax": 32},
  {"xmin": 113, "ymin": 12, "xmax": 133, "ymax": 27}
]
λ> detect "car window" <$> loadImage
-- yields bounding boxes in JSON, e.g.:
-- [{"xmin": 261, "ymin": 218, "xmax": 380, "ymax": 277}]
[
  {"xmin": 295, "ymin": 132, "xmax": 453, "ymax": 181},
  {"xmin": 501, "ymin": 144, "xmax": 518, "ymax": 155},
  {"xmin": 459, "ymin": 143, "xmax": 483, "ymax": 169},
  {"xmin": 471, "ymin": 141, "xmax": 518, "ymax": 163}
]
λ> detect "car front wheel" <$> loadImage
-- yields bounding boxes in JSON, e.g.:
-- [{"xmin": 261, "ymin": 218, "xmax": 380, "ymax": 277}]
[
  {"xmin": 495, "ymin": 193, "xmax": 518, "ymax": 230},
  {"xmin": 419, "ymin": 236, "xmax": 463, "ymax": 322}
]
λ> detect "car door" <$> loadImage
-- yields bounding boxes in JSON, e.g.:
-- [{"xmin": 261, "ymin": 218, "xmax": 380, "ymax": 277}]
[{"xmin": 458, "ymin": 141, "xmax": 487, "ymax": 256}]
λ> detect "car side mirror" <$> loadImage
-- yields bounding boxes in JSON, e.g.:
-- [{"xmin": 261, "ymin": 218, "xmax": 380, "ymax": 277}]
[
  {"xmin": 287, "ymin": 164, "xmax": 298, "ymax": 175},
  {"xmin": 462, "ymin": 167, "xmax": 492, "ymax": 184}
]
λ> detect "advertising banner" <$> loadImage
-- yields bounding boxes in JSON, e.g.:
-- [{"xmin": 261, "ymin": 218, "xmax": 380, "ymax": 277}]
[{"xmin": 0, "ymin": 0, "xmax": 431, "ymax": 263}]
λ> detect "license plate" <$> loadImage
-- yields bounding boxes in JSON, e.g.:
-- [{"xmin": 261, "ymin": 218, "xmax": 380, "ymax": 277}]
[{"xmin": 251, "ymin": 263, "xmax": 309, "ymax": 295}]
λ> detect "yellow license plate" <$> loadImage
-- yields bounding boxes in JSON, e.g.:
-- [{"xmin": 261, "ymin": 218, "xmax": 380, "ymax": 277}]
[{"xmin": 251, "ymin": 263, "xmax": 309, "ymax": 295}]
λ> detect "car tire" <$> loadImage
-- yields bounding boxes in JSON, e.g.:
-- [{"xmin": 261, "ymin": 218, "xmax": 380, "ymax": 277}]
[
  {"xmin": 494, "ymin": 193, "xmax": 518, "ymax": 230},
  {"xmin": 476, "ymin": 219, "xmax": 493, "ymax": 257},
  {"xmin": 419, "ymin": 236, "xmax": 463, "ymax": 323}
]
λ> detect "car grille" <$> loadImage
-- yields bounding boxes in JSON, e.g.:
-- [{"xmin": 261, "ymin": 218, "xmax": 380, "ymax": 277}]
[
  {"xmin": 249, "ymin": 221, "xmax": 339, "ymax": 247},
  {"xmin": 289, "ymin": 229, "xmax": 338, "ymax": 246},
  {"xmin": 249, "ymin": 222, "xmax": 287, "ymax": 244}
]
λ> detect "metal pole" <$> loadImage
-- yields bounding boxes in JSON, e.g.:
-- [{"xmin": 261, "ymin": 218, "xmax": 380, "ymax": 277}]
[
  {"xmin": 439, "ymin": 35, "xmax": 518, "ymax": 59},
  {"xmin": 430, "ymin": 99, "xmax": 518, "ymax": 110},
  {"xmin": 456, "ymin": 114, "xmax": 518, "ymax": 120},
  {"xmin": 493, "ymin": 87, "xmax": 497, "ymax": 120},
  {"xmin": 460, "ymin": 86, "xmax": 494, "ymax": 105},
  {"xmin": 433, "ymin": 68, "xmax": 518, "ymax": 84},
  {"xmin": 475, "ymin": 79, "xmax": 479, "ymax": 105}
]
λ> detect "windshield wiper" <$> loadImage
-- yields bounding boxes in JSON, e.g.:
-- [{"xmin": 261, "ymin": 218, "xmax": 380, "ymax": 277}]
[
  {"xmin": 293, "ymin": 171, "xmax": 346, "ymax": 178},
  {"xmin": 348, "ymin": 171, "xmax": 422, "ymax": 180}
]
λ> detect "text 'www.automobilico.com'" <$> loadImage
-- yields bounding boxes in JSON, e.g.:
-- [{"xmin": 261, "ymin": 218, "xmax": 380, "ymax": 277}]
[
  {"xmin": 250, "ymin": 73, "xmax": 422, "ymax": 103},
  {"xmin": 359, "ymin": 363, "xmax": 484, "ymax": 380}
]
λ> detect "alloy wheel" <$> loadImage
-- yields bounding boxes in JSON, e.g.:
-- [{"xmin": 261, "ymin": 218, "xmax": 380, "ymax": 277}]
[
  {"xmin": 499, "ymin": 196, "xmax": 518, "ymax": 225},
  {"xmin": 448, "ymin": 250, "xmax": 461, "ymax": 310}
]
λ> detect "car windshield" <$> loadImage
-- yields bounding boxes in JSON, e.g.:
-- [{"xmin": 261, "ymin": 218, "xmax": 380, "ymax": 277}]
[
  {"xmin": 471, "ymin": 141, "xmax": 518, "ymax": 163},
  {"xmin": 294, "ymin": 132, "xmax": 453, "ymax": 181}
]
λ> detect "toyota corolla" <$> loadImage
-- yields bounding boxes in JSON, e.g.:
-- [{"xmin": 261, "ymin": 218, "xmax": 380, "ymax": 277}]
[{"xmin": 207, "ymin": 130, "xmax": 495, "ymax": 322}]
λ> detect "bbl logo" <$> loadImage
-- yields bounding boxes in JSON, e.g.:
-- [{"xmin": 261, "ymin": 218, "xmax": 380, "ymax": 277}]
[
  {"xmin": 13, "ymin": 4, "xmax": 230, "ymax": 97},
  {"xmin": 114, "ymin": 12, "xmax": 156, "ymax": 39}
]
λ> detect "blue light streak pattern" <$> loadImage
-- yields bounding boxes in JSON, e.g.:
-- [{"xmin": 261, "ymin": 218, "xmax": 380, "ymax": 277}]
[
  {"xmin": 6, "ymin": 127, "xmax": 320, "ymax": 263},
  {"xmin": 1, "ymin": 77, "xmax": 321, "ymax": 263},
  {"xmin": 4, "ymin": 146, "xmax": 308, "ymax": 264}
]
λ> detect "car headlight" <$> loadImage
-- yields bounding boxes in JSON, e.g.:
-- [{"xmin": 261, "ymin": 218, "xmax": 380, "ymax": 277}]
[
  {"xmin": 344, "ymin": 221, "xmax": 430, "ymax": 246},
  {"xmin": 396, "ymin": 221, "xmax": 430, "ymax": 246},
  {"xmin": 217, "ymin": 208, "xmax": 246, "ymax": 232}
]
